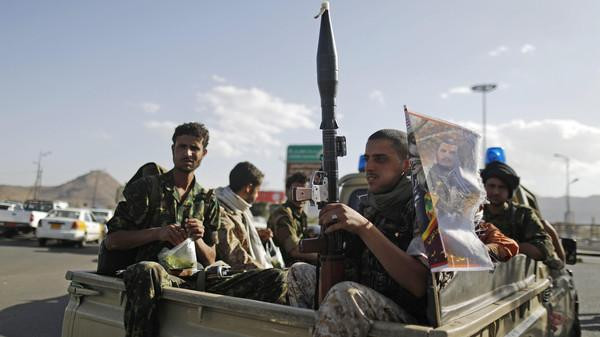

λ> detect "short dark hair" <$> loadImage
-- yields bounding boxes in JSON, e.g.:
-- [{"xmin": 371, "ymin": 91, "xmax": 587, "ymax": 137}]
[
  {"xmin": 438, "ymin": 136, "xmax": 458, "ymax": 147},
  {"xmin": 172, "ymin": 122, "xmax": 209, "ymax": 148},
  {"xmin": 229, "ymin": 162, "xmax": 264, "ymax": 192},
  {"xmin": 367, "ymin": 129, "xmax": 408, "ymax": 159},
  {"xmin": 286, "ymin": 172, "xmax": 308, "ymax": 190}
]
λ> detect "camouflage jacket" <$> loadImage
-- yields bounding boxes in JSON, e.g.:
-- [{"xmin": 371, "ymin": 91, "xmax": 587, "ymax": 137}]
[
  {"xmin": 107, "ymin": 169, "xmax": 220, "ymax": 264},
  {"xmin": 267, "ymin": 201, "xmax": 308, "ymax": 266},
  {"xmin": 346, "ymin": 184, "xmax": 427, "ymax": 323},
  {"xmin": 216, "ymin": 203, "xmax": 264, "ymax": 270},
  {"xmin": 483, "ymin": 201, "xmax": 554, "ymax": 261}
]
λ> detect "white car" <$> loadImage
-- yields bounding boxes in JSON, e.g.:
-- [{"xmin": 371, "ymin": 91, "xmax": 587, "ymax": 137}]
[
  {"xmin": 36, "ymin": 208, "xmax": 102, "ymax": 247},
  {"xmin": 91, "ymin": 208, "xmax": 113, "ymax": 224}
]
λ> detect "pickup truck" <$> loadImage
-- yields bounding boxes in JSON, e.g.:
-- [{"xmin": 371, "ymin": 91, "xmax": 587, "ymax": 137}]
[
  {"xmin": 0, "ymin": 199, "xmax": 60, "ymax": 236},
  {"xmin": 60, "ymin": 171, "xmax": 580, "ymax": 337}
]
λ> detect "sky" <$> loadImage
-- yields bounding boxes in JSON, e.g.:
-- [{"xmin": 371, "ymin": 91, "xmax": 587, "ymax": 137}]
[{"xmin": 1, "ymin": 1, "xmax": 599, "ymax": 199}]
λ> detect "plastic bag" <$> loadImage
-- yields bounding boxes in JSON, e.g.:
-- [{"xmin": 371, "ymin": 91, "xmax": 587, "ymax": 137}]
[
  {"xmin": 265, "ymin": 238, "xmax": 285, "ymax": 269},
  {"xmin": 158, "ymin": 238, "xmax": 198, "ymax": 273}
]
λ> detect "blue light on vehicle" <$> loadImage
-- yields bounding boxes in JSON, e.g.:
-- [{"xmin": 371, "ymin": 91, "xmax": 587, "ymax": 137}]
[
  {"xmin": 358, "ymin": 154, "xmax": 366, "ymax": 172},
  {"xmin": 485, "ymin": 147, "xmax": 506, "ymax": 164}
]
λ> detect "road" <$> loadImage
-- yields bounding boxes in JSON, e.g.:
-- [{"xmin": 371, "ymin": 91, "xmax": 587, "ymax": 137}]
[
  {"xmin": 570, "ymin": 255, "xmax": 600, "ymax": 336},
  {"xmin": 0, "ymin": 235, "xmax": 98, "ymax": 337},
  {"xmin": 1, "ymin": 235, "xmax": 599, "ymax": 337}
]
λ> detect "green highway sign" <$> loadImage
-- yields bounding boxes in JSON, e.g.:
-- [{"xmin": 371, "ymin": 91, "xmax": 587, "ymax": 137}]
[{"xmin": 286, "ymin": 145, "xmax": 323, "ymax": 163}]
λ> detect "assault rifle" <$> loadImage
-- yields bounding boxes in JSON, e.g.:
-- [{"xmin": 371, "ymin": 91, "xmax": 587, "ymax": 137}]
[{"xmin": 293, "ymin": 0, "xmax": 347, "ymax": 307}]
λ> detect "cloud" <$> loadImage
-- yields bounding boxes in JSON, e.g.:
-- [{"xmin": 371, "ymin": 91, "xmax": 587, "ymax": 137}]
[
  {"xmin": 211, "ymin": 74, "xmax": 226, "ymax": 83},
  {"xmin": 93, "ymin": 130, "xmax": 112, "ymax": 141},
  {"xmin": 440, "ymin": 86, "xmax": 472, "ymax": 99},
  {"xmin": 144, "ymin": 120, "xmax": 178, "ymax": 137},
  {"xmin": 196, "ymin": 85, "xmax": 315, "ymax": 157},
  {"xmin": 368, "ymin": 89, "xmax": 386, "ymax": 106},
  {"xmin": 457, "ymin": 119, "xmax": 600, "ymax": 197},
  {"xmin": 488, "ymin": 45, "xmax": 509, "ymax": 57},
  {"xmin": 521, "ymin": 44, "xmax": 536, "ymax": 54},
  {"xmin": 141, "ymin": 102, "xmax": 161, "ymax": 114}
]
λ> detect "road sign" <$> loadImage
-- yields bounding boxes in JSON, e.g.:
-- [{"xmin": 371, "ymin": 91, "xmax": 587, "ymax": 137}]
[{"xmin": 287, "ymin": 145, "xmax": 323, "ymax": 163}]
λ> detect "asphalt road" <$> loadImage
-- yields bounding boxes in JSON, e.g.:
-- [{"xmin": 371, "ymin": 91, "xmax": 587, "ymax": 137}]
[
  {"xmin": 1, "ymin": 234, "xmax": 599, "ymax": 337},
  {"xmin": 570, "ymin": 255, "xmax": 600, "ymax": 336},
  {"xmin": 0, "ymin": 235, "xmax": 99, "ymax": 337}
]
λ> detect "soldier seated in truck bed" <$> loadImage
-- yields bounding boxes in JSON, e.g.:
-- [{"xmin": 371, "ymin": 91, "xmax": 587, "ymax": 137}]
[
  {"xmin": 480, "ymin": 161, "xmax": 557, "ymax": 263},
  {"xmin": 103, "ymin": 122, "xmax": 290, "ymax": 337},
  {"xmin": 268, "ymin": 172, "xmax": 318, "ymax": 266}
]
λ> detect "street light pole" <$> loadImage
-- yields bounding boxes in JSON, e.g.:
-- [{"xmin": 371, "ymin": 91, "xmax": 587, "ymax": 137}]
[
  {"xmin": 471, "ymin": 83, "xmax": 497, "ymax": 153},
  {"xmin": 554, "ymin": 153, "xmax": 578, "ymax": 224}
]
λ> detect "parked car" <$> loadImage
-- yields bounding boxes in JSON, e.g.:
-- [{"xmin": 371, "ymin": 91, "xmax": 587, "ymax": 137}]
[{"xmin": 36, "ymin": 208, "xmax": 102, "ymax": 247}]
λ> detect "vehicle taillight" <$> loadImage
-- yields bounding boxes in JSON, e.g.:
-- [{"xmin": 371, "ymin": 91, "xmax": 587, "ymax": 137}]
[
  {"xmin": 30, "ymin": 214, "xmax": 34, "ymax": 222},
  {"xmin": 71, "ymin": 221, "xmax": 86, "ymax": 230}
]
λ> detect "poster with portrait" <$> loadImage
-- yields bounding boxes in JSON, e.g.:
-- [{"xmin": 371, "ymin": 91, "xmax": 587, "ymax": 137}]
[{"xmin": 405, "ymin": 107, "xmax": 492, "ymax": 272}]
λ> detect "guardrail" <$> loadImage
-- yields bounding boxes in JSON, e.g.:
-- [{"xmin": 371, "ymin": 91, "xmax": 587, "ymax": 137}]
[{"xmin": 555, "ymin": 223, "xmax": 600, "ymax": 252}]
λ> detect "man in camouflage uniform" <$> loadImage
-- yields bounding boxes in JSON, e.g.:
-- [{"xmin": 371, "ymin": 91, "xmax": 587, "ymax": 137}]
[
  {"xmin": 215, "ymin": 161, "xmax": 275, "ymax": 269},
  {"xmin": 104, "ymin": 122, "xmax": 287, "ymax": 337},
  {"xmin": 480, "ymin": 161, "xmax": 555, "ymax": 261},
  {"xmin": 311, "ymin": 129, "xmax": 430, "ymax": 337},
  {"xmin": 268, "ymin": 172, "xmax": 317, "ymax": 265}
]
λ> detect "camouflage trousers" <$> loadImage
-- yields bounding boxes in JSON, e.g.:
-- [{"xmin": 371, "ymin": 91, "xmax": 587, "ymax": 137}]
[
  {"xmin": 286, "ymin": 262, "xmax": 317, "ymax": 308},
  {"xmin": 313, "ymin": 281, "xmax": 417, "ymax": 337},
  {"xmin": 122, "ymin": 261, "xmax": 288, "ymax": 337}
]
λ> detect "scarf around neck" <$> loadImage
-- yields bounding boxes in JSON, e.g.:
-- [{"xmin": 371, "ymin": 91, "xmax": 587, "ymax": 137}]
[
  {"xmin": 215, "ymin": 186, "xmax": 272, "ymax": 268},
  {"xmin": 364, "ymin": 176, "xmax": 413, "ymax": 223}
]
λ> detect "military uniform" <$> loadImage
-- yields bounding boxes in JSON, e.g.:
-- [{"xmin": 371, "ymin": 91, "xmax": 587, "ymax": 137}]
[
  {"xmin": 483, "ymin": 201, "xmax": 554, "ymax": 262},
  {"xmin": 107, "ymin": 170, "xmax": 288, "ymax": 337},
  {"xmin": 314, "ymin": 178, "xmax": 427, "ymax": 337},
  {"xmin": 216, "ymin": 202, "xmax": 265, "ymax": 269},
  {"xmin": 267, "ymin": 201, "xmax": 308, "ymax": 265}
]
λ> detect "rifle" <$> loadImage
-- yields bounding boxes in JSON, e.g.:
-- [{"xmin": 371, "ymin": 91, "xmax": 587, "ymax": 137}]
[{"xmin": 293, "ymin": 0, "xmax": 347, "ymax": 308}]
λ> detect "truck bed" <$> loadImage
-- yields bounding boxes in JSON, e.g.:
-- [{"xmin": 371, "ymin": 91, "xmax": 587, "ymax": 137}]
[{"xmin": 62, "ymin": 255, "xmax": 560, "ymax": 337}]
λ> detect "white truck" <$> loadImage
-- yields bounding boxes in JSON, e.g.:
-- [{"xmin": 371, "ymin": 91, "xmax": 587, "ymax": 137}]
[
  {"xmin": 0, "ymin": 199, "xmax": 67, "ymax": 237},
  {"xmin": 60, "ymin": 174, "xmax": 580, "ymax": 337}
]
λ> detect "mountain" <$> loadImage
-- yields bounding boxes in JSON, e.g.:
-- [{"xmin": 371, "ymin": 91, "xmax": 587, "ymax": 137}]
[
  {"xmin": 0, "ymin": 170, "xmax": 123, "ymax": 209},
  {"xmin": 537, "ymin": 195, "xmax": 600, "ymax": 224}
]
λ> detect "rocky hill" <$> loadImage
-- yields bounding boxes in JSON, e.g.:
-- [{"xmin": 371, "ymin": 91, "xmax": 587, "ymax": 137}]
[
  {"xmin": 0, "ymin": 170, "xmax": 122, "ymax": 209},
  {"xmin": 538, "ymin": 195, "xmax": 600, "ymax": 225}
]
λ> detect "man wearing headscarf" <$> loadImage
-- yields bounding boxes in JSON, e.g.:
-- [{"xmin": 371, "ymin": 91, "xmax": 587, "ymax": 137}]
[{"xmin": 480, "ymin": 161, "xmax": 554, "ymax": 261}]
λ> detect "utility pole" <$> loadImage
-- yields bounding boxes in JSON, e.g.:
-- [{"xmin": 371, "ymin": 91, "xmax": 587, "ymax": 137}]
[
  {"xmin": 91, "ymin": 170, "xmax": 100, "ymax": 208},
  {"xmin": 32, "ymin": 151, "xmax": 51, "ymax": 200}
]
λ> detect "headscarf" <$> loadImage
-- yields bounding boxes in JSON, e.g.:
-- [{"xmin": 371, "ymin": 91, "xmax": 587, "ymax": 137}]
[{"xmin": 480, "ymin": 161, "xmax": 520, "ymax": 197}]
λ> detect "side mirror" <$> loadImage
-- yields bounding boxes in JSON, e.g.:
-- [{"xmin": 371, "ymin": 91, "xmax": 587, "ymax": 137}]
[{"xmin": 561, "ymin": 238, "xmax": 577, "ymax": 265}]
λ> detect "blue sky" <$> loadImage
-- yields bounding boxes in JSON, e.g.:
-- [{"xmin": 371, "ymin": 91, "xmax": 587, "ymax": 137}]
[{"xmin": 1, "ymin": 1, "xmax": 599, "ymax": 198}]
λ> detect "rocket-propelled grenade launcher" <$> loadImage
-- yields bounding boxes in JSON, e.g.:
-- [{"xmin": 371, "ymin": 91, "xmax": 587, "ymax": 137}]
[{"xmin": 293, "ymin": 0, "xmax": 347, "ymax": 307}]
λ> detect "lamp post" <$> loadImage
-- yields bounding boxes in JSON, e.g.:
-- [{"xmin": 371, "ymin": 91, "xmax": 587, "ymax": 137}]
[
  {"xmin": 471, "ymin": 83, "xmax": 497, "ymax": 153},
  {"xmin": 554, "ymin": 153, "xmax": 578, "ymax": 224}
]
